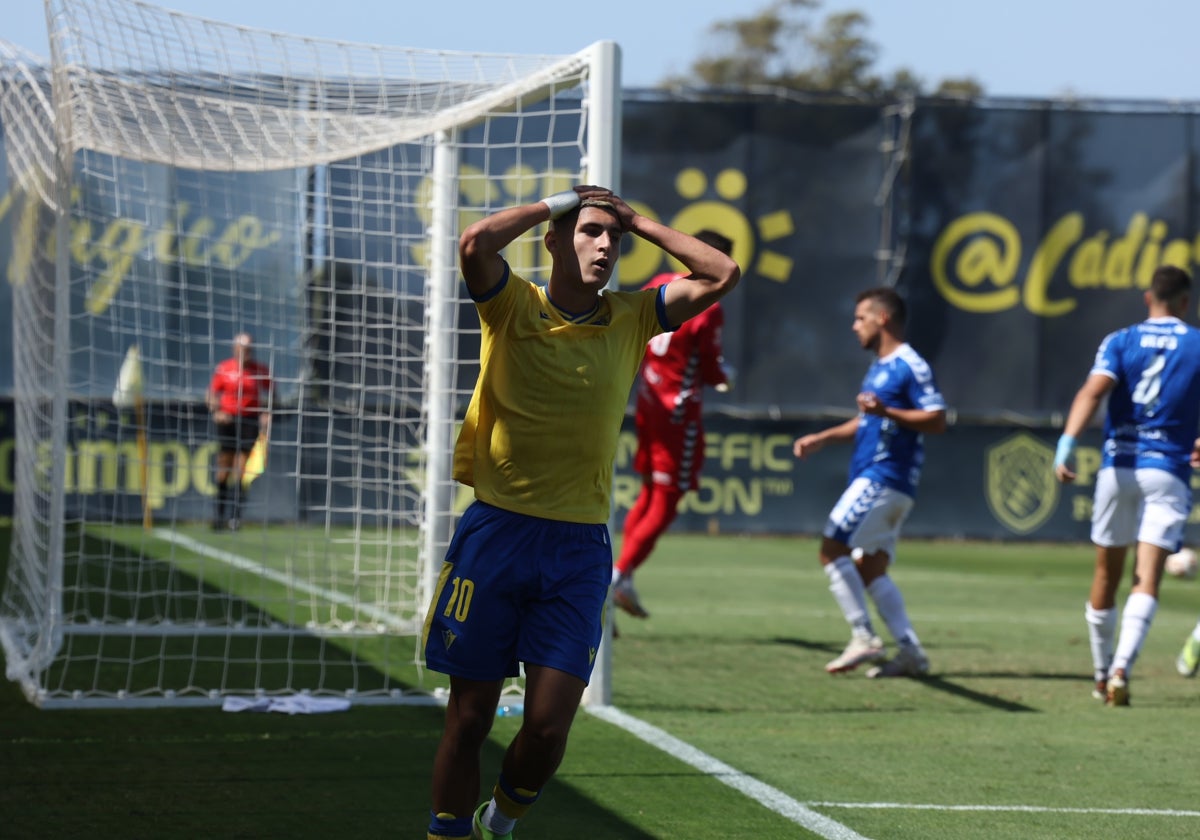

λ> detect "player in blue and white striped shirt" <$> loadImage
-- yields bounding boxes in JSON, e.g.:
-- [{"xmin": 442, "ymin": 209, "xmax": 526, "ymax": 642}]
[
  {"xmin": 793, "ymin": 287, "xmax": 947, "ymax": 678},
  {"xmin": 1055, "ymin": 264, "xmax": 1200, "ymax": 706}
]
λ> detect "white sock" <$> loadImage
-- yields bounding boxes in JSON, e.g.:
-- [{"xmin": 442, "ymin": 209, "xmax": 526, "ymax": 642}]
[
  {"xmin": 1191, "ymin": 620, "xmax": 1200, "ymax": 644},
  {"xmin": 483, "ymin": 800, "xmax": 516, "ymax": 835},
  {"xmin": 825, "ymin": 556, "xmax": 874, "ymax": 637},
  {"xmin": 867, "ymin": 575, "xmax": 920, "ymax": 649},
  {"xmin": 1111, "ymin": 592, "xmax": 1157, "ymax": 677},
  {"xmin": 1084, "ymin": 602, "xmax": 1116, "ymax": 682}
]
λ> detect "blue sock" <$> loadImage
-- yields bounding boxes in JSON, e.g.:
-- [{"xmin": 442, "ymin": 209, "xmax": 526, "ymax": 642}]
[{"xmin": 427, "ymin": 810, "xmax": 472, "ymax": 840}]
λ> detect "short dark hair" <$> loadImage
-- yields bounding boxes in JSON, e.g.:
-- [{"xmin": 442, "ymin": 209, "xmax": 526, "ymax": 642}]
[
  {"xmin": 695, "ymin": 229, "xmax": 733, "ymax": 256},
  {"xmin": 856, "ymin": 286, "xmax": 906, "ymax": 328},
  {"xmin": 1150, "ymin": 264, "xmax": 1191, "ymax": 304}
]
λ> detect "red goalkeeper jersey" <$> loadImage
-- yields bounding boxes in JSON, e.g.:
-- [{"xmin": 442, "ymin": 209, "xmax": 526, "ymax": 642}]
[
  {"xmin": 210, "ymin": 358, "xmax": 272, "ymax": 417},
  {"xmin": 634, "ymin": 272, "xmax": 728, "ymax": 423}
]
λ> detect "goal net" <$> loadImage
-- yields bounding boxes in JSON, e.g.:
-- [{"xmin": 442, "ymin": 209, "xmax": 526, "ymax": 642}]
[{"xmin": 0, "ymin": 0, "xmax": 620, "ymax": 708}]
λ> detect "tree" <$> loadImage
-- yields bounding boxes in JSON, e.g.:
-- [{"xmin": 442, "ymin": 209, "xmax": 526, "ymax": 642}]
[
  {"xmin": 682, "ymin": 0, "xmax": 816, "ymax": 89},
  {"xmin": 667, "ymin": 0, "xmax": 982, "ymax": 99}
]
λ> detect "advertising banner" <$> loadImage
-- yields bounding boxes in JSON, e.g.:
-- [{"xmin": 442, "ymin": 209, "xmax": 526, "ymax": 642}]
[
  {"xmin": 0, "ymin": 98, "xmax": 890, "ymax": 413},
  {"xmin": 1, "ymin": 148, "xmax": 307, "ymax": 404},
  {"xmin": 3, "ymin": 398, "xmax": 1194, "ymax": 544},
  {"xmin": 0, "ymin": 397, "xmax": 427, "ymax": 525},
  {"xmin": 8, "ymin": 95, "xmax": 1200, "ymax": 540},
  {"xmin": 902, "ymin": 102, "xmax": 1200, "ymax": 420},
  {"xmin": 615, "ymin": 414, "xmax": 1200, "ymax": 544},
  {"xmin": 622, "ymin": 98, "xmax": 886, "ymax": 414}
]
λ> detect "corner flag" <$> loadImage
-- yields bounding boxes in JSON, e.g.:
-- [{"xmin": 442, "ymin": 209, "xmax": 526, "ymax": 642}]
[
  {"xmin": 243, "ymin": 433, "xmax": 268, "ymax": 489},
  {"xmin": 114, "ymin": 345, "xmax": 151, "ymax": 529}
]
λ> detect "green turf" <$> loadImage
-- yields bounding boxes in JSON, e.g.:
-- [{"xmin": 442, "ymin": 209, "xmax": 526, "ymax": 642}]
[{"xmin": 4, "ymin": 526, "xmax": 1200, "ymax": 838}]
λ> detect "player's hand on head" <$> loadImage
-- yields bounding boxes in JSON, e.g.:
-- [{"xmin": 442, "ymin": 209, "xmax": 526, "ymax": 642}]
[
  {"xmin": 573, "ymin": 185, "xmax": 613, "ymax": 200},
  {"xmin": 597, "ymin": 192, "xmax": 636, "ymax": 230}
]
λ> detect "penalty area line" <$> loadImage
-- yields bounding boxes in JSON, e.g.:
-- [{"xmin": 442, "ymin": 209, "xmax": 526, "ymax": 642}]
[{"xmin": 586, "ymin": 705, "xmax": 871, "ymax": 840}]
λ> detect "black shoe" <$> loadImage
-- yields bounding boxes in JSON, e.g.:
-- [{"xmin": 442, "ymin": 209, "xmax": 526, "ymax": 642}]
[{"xmin": 211, "ymin": 519, "xmax": 226, "ymax": 531}]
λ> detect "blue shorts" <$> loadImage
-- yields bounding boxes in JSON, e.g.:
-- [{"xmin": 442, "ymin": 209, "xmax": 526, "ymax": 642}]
[{"xmin": 422, "ymin": 500, "xmax": 612, "ymax": 683}]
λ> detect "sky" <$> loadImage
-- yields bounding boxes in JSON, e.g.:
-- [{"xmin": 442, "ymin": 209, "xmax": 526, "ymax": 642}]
[{"xmin": 7, "ymin": 0, "xmax": 1200, "ymax": 102}]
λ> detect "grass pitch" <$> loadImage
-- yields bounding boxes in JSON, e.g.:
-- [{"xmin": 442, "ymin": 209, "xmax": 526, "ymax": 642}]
[{"xmin": 3, "ymin": 527, "xmax": 1200, "ymax": 838}]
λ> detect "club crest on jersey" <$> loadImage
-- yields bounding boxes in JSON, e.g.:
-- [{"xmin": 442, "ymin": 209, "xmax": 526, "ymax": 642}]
[
  {"xmin": 985, "ymin": 433, "xmax": 1058, "ymax": 535},
  {"xmin": 442, "ymin": 629, "xmax": 457, "ymax": 650}
]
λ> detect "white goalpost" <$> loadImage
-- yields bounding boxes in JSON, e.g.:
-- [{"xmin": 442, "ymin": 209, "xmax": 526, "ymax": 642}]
[{"xmin": 0, "ymin": 0, "xmax": 620, "ymax": 708}]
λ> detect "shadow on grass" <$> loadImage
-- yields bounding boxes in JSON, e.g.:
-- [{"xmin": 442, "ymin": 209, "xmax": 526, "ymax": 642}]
[
  {"xmin": 911, "ymin": 674, "xmax": 1038, "ymax": 712},
  {"xmin": 771, "ymin": 636, "xmax": 1040, "ymax": 712},
  {"xmin": 0, "ymin": 525, "xmax": 656, "ymax": 839},
  {"xmin": 768, "ymin": 635, "xmax": 844, "ymax": 656},
  {"xmin": 934, "ymin": 670, "xmax": 1092, "ymax": 682}
]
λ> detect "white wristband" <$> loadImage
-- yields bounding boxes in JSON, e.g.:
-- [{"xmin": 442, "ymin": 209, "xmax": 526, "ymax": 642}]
[{"xmin": 541, "ymin": 190, "xmax": 580, "ymax": 219}]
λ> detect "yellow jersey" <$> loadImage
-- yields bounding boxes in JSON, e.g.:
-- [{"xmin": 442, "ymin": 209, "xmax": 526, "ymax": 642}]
[{"xmin": 454, "ymin": 265, "xmax": 666, "ymax": 524}]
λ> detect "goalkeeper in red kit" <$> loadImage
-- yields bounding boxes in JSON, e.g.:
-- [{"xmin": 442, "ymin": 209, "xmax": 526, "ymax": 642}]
[{"xmin": 612, "ymin": 230, "xmax": 735, "ymax": 619}]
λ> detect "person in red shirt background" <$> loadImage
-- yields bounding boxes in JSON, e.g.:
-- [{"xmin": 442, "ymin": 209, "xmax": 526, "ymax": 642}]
[
  {"xmin": 612, "ymin": 230, "xmax": 736, "ymax": 619},
  {"xmin": 206, "ymin": 332, "xmax": 272, "ymax": 530}
]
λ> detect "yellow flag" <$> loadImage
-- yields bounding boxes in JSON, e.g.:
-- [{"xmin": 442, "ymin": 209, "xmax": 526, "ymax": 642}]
[{"xmin": 242, "ymin": 433, "xmax": 268, "ymax": 488}]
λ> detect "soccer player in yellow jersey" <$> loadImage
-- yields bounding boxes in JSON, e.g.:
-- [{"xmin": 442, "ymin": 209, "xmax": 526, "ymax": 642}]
[{"xmin": 423, "ymin": 185, "xmax": 739, "ymax": 840}]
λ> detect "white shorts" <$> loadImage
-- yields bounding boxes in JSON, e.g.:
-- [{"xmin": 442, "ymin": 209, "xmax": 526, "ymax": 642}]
[
  {"xmin": 1090, "ymin": 466, "xmax": 1140, "ymax": 547},
  {"xmin": 1091, "ymin": 466, "xmax": 1190, "ymax": 551},
  {"xmin": 823, "ymin": 476, "xmax": 914, "ymax": 562},
  {"xmin": 1134, "ymin": 468, "xmax": 1191, "ymax": 552}
]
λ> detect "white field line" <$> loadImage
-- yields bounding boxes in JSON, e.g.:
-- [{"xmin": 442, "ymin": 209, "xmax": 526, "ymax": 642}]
[
  {"xmin": 809, "ymin": 802, "xmax": 1200, "ymax": 817},
  {"xmin": 152, "ymin": 528, "xmax": 410, "ymax": 632},
  {"xmin": 587, "ymin": 705, "xmax": 871, "ymax": 840},
  {"xmin": 153, "ymin": 531, "xmax": 868, "ymax": 836},
  {"xmin": 153, "ymin": 532, "xmax": 1196, "ymax": 831},
  {"xmin": 585, "ymin": 706, "xmax": 1200, "ymax": 836}
]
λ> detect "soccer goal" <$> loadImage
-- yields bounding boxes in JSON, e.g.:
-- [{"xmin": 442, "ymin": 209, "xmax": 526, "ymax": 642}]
[{"xmin": 0, "ymin": 0, "xmax": 620, "ymax": 708}]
